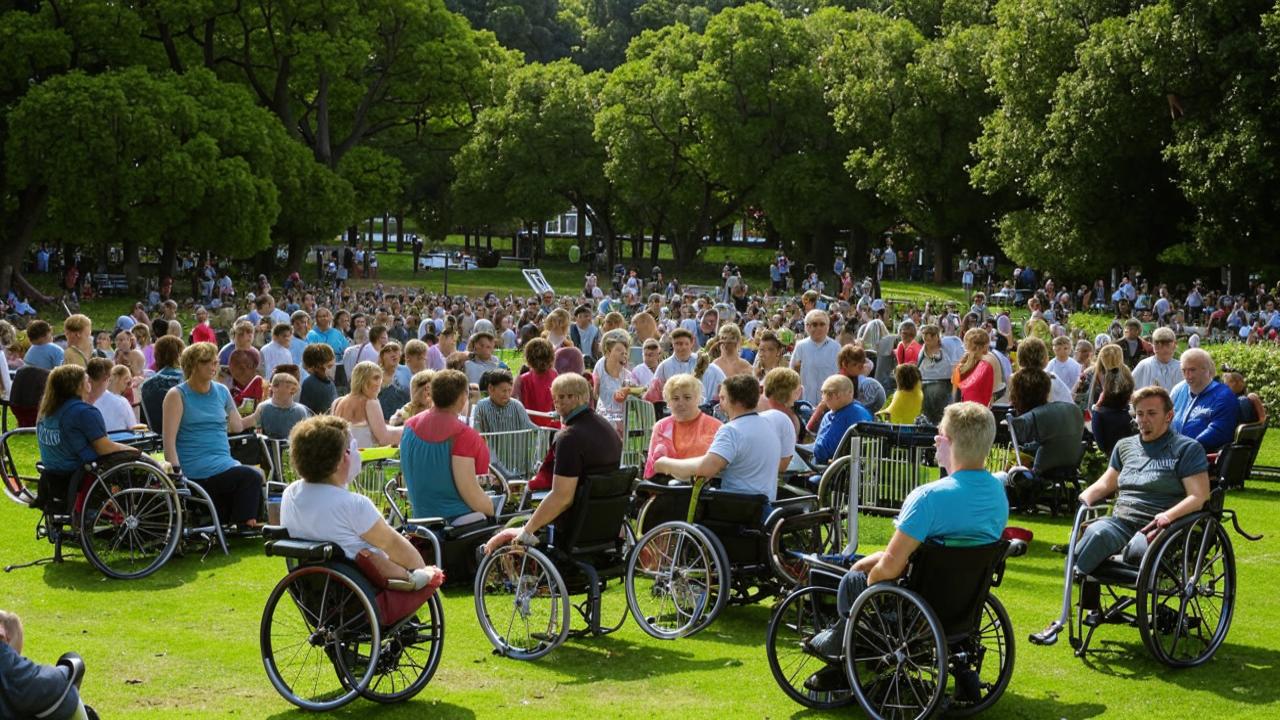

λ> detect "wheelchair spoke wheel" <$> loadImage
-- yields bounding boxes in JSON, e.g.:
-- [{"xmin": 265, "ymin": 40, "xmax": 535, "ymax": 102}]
[
  {"xmin": 474, "ymin": 545, "xmax": 570, "ymax": 660},
  {"xmin": 359, "ymin": 594, "xmax": 445, "ymax": 703},
  {"xmin": 350, "ymin": 461, "xmax": 398, "ymax": 520},
  {"xmin": 261, "ymin": 566, "xmax": 380, "ymax": 711},
  {"xmin": 769, "ymin": 511, "xmax": 835, "ymax": 588},
  {"xmin": 846, "ymin": 585, "xmax": 947, "ymax": 720},
  {"xmin": 946, "ymin": 595, "xmax": 1014, "ymax": 717},
  {"xmin": 815, "ymin": 457, "xmax": 855, "ymax": 549},
  {"xmin": 626, "ymin": 521, "xmax": 728, "ymax": 640},
  {"xmin": 79, "ymin": 467, "xmax": 181, "ymax": 580},
  {"xmin": 766, "ymin": 586, "xmax": 854, "ymax": 709},
  {"xmin": 1138, "ymin": 515, "xmax": 1236, "ymax": 668}
]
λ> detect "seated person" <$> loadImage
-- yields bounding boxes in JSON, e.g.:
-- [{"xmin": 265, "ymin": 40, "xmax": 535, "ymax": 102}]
[
  {"xmin": 281, "ymin": 416, "xmax": 442, "ymax": 591},
  {"xmin": 140, "ymin": 336, "xmax": 186, "ymax": 430},
  {"xmin": 806, "ymin": 345, "xmax": 885, "ymax": 434},
  {"xmin": 401, "ymin": 370, "xmax": 494, "ymax": 524},
  {"xmin": 227, "ymin": 347, "xmax": 266, "ymax": 408},
  {"xmin": 1068, "ymin": 386, "xmax": 1209, "ymax": 576},
  {"xmin": 35, "ymin": 365, "xmax": 143, "ymax": 509},
  {"xmin": 1170, "ymin": 349, "xmax": 1239, "ymax": 453},
  {"xmin": 645, "ymin": 373, "xmax": 722, "ymax": 479},
  {"xmin": 652, "ymin": 375, "xmax": 783, "ymax": 503},
  {"xmin": 998, "ymin": 370, "xmax": 1085, "ymax": 505},
  {"xmin": 805, "ymin": 402, "xmax": 1008, "ymax": 691},
  {"xmin": 0, "ymin": 610, "xmax": 92, "ymax": 720},
  {"xmin": 1222, "ymin": 371, "xmax": 1266, "ymax": 425},
  {"xmin": 808, "ymin": 375, "xmax": 872, "ymax": 465},
  {"xmin": 485, "ymin": 373, "xmax": 622, "ymax": 552},
  {"xmin": 331, "ymin": 361, "xmax": 403, "ymax": 449},
  {"xmin": 757, "ymin": 366, "xmax": 803, "ymax": 442},
  {"xmin": 248, "ymin": 372, "xmax": 313, "ymax": 440},
  {"xmin": 298, "ymin": 343, "xmax": 338, "ymax": 416},
  {"xmin": 879, "ymin": 363, "xmax": 923, "ymax": 424}
]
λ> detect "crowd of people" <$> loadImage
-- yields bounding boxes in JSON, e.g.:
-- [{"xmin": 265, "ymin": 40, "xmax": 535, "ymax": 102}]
[{"xmin": 2, "ymin": 246, "xmax": 1271, "ymax": 708}]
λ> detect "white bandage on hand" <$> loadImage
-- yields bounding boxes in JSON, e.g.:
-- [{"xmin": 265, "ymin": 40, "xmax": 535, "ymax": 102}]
[
  {"xmin": 516, "ymin": 530, "xmax": 540, "ymax": 547},
  {"xmin": 410, "ymin": 568, "xmax": 432, "ymax": 590}
]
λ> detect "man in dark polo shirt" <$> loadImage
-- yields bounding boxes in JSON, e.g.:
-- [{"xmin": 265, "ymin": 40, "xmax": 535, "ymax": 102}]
[
  {"xmin": 1, "ymin": 610, "xmax": 92, "ymax": 720},
  {"xmin": 485, "ymin": 373, "xmax": 622, "ymax": 551}
]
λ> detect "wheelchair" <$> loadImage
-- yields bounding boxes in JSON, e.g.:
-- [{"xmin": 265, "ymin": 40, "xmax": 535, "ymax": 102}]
[
  {"xmin": 2, "ymin": 428, "xmax": 232, "ymax": 580},
  {"xmin": 1030, "ymin": 481, "xmax": 1261, "ymax": 667},
  {"xmin": 259, "ymin": 526, "xmax": 444, "ymax": 710},
  {"xmin": 766, "ymin": 540, "xmax": 1022, "ymax": 719},
  {"xmin": 473, "ymin": 466, "xmax": 638, "ymax": 660},
  {"xmin": 382, "ymin": 472, "xmax": 505, "ymax": 586},
  {"xmin": 625, "ymin": 476, "xmax": 818, "ymax": 639}
]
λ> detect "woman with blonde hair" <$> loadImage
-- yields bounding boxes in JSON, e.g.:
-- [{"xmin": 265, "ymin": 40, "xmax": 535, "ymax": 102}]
[
  {"xmin": 602, "ymin": 311, "xmax": 627, "ymax": 335},
  {"xmin": 632, "ymin": 311, "xmax": 660, "ymax": 344},
  {"xmin": 644, "ymin": 373, "xmax": 722, "ymax": 478},
  {"xmin": 542, "ymin": 308, "xmax": 572, "ymax": 348},
  {"xmin": 331, "ymin": 360, "xmax": 403, "ymax": 448},
  {"xmin": 391, "ymin": 369, "xmax": 435, "ymax": 426},
  {"xmin": 131, "ymin": 322, "xmax": 155, "ymax": 372},
  {"xmin": 712, "ymin": 323, "xmax": 754, "ymax": 378},
  {"xmin": 951, "ymin": 328, "xmax": 995, "ymax": 406}
]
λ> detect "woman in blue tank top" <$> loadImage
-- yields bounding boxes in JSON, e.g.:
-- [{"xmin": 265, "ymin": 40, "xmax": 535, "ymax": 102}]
[{"xmin": 161, "ymin": 342, "xmax": 263, "ymax": 528}]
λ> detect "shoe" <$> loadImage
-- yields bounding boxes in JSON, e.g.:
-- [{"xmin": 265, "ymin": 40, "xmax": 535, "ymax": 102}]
[
  {"xmin": 952, "ymin": 667, "xmax": 983, "ymax": 703},
  {"xmin": 803, "ymin": 663, "xmax": 850, "ymax": 694},
  {"xmin": 805, "ymin": 619, "xmax": 847, "ymax": 662}
]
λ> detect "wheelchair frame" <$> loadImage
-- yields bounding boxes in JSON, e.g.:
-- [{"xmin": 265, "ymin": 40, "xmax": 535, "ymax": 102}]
[{"xmin": 1031, "ymin": 489, "xmax": 1260, "ymax": 667}]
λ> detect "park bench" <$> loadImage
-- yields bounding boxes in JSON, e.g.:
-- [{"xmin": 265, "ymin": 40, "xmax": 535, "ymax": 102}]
[{"xmin": 94, "ymin": 274, "xmax": 130, "ymax": 296}]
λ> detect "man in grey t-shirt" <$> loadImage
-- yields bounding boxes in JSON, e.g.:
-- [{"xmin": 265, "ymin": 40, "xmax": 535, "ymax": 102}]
[
  {"xmin": 653, "ymin": 375, "xmax": 782, "ymax": 502},
  {"xmin": 1072, "ymin": 386, "xmax": 1209, "ymax": 574},
  {"xmin": 790, "ymin": 310, "xmax": 840, "ymax": 407}
]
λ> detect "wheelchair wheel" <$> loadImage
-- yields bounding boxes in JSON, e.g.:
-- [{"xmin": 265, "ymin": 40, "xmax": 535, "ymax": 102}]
[
  {"xmin": 1137, "ymin": 513, "xmax": 1236, "ymax": 668},
  {"xmin": 261, "ymin": 565, "xmax": 381, "ymax": 711},
  {"xmin": 769, "ymin": 510, "xmax": 836, "ymax": 588},
  {"xmin": 78, "ymin": 463, "xmax": 182, "ymax": 580},
  {"xmin": 766, "ymin": 586, "xmax": 854, "ymax": 710},
  {"xmin": 946, "ymin": 595, "xmax": 1014, "ymax": 717},
  {"xmin": 1, "ymin": 429, "xmax": 39, "ymax": 506},
  {"xmin": 474, "ymin": 545, "xmax": 570, "ymax": 660},
  {"xmin": 846, "ymin": 584, "xmax": 948, "ymax": 720},
  {"xmin": 815, "ymin": 457, "xmax": 855, "ymax": 549},
  {"xmin": 358, "ymin": 593, "xmax": 445, "ymax": 703},
  {"xmin": 625, "ymin": 521, "xmax": 729, "ymax": 640}
]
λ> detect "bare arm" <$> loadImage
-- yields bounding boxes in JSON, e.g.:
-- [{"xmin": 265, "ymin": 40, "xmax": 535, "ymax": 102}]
[
  {"xmin": 365, "ymin": 398, "xmax": 403, "ymax": 446},
  {"xmin": 162, "ymin": 388, "xmax": 184, "ymax": 467},
  {"xmin": 225, "ymin": 392, "xmax": 246, "ymax": 434},
  {"xmin": 1145, "ymin": 472, "xmax": 1210, "ymax": 539},
  {"xmin": 1079, "ymin": 466, "xmax": 1120, "ymax": 506},
  {"xmin": 866, "ymin": 529, "xmax": 921, "ymax": 585},
  {"xmin": 451, "ymin": 455, "xmax": 494, "ymax": 516},
  {"xmin": 90, "ymin": 436, "xmax": 141, "ymax": 457},
  {"xmin": 652, "ymin": 452, "xmax": 728, "ymax": 481},
  {"xmin": 360, "ymin": 519, "xmax": 425, "ymax": 571},
  {"xmin": 524, "ymin": 474, "xmax": 578, "ymax": 535}
]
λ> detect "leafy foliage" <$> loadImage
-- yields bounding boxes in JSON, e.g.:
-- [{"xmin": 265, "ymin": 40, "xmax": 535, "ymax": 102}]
[{"xmin": 1206, "ymin": 342, "xmax": 1280, "ymax": 427}]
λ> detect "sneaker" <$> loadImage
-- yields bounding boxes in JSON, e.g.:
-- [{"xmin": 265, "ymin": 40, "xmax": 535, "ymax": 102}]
[
  {"xmin": 803, "ymin": 663, "xmax": 850, "ymax": 694},
  {"xmin": 805, "ymin": 619, "xmax": 847, "ymax": 662}
]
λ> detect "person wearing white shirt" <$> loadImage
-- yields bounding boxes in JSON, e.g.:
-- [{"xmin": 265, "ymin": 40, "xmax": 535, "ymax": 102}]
[
  {"xmin": 651, "ymin": 329, "xmax": 723, "ymax": 405},
  {"xmin": 342, "ymin": 326, "xmax": 386, "ymax": 381},
  {"xmin": 1132, "ymin": 327, "xmax": 1181, "ymax": 391},
  {"xmin": 87, "ymin": 360, "xmax": 137, "ymax": 432},
  {"xmin": 630, "ymin": 339, "xmax": 662, "ymax": 390},
  {"xmin": 791, "ymin": 310, "xmax": 841, "ymax": 407},
  {"xmin": 261, "ymin": 324, "xmax": 296, "ymax": 380},
  {"xmin": 1046, "ymin": 336, "xmax": 1082, "ymax": 394}
]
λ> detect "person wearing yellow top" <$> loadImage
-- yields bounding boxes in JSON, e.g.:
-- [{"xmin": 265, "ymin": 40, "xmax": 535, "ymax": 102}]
[{"xmin": 880, "ymin": 364, "xmax": 924, "ymax": 424}]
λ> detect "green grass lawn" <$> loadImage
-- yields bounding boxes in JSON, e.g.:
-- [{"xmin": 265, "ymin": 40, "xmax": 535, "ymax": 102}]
[{"xmin": 2, "ymin": 432, "xmax": 1279, "ymax": 718}]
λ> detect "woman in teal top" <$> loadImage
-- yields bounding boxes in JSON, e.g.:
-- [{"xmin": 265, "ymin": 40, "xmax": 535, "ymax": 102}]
[{"xmin": 162, "ymin": 342, "xmax": 263, "ymax": 528}]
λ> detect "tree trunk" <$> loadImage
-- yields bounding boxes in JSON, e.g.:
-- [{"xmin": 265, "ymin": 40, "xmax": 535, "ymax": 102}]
[
  {"xmin": 575, "ymin": 205, "xmax": 586, "ymax": 254},
  {"xmin": 285, "ymin": 235, "xmax": 308, "ymax": 275},
  {"xmin": 486, "ymin": 229, "xmax": 493, "ymax": 252},
  {"xmin": 395, "ymin": 212, "xmax": 404, "ymax": 252},
  {"xmin": 366, "ymin": 216, "xmax": 375, "ymax": 248},
  {"xmin": 160, "ymin": 236, "xmax": 179, "ymax": 282},
  {"xmin": 122, "ymin": 237, "xmax": 140, "ymax": 291},
  {"xmin": 672, "ymin": 231, "xmax": 699, "ymax": 268},
  {"xmin": 809, "ymin": 227, "xmax": 835, "ymax": 277},
  {"xmin": 932, "ymin": 236, "xmax": 953, "ymax": 285},
  {"xmin": 381, "ymin": 213, "xmax": 389, "ymax": 251},
  {"xmin": 347, "ymin": 225, "xmax": 358, "ymax": 246}
]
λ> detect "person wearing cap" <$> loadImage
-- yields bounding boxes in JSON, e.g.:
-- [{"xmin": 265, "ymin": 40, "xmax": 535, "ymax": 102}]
[{"xmin": 1070, "ymin": 386, "xmax": 1208, "ymax": 576}]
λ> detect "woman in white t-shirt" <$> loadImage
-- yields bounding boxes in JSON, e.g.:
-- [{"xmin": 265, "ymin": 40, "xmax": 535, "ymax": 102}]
[{"xmin": 280, "ymin": 415, "xmax": 443, "ymax": 589}]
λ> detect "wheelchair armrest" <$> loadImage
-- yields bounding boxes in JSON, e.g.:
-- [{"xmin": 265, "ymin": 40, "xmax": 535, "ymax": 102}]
[
  {"xmin": 408, "ymin": 517, "xmax": 447, "ymax": 530},
  {"xmin": 56, "ymin": 652, "xmax": 86, "ymax": 690},
  {"xmin": 265, "ymin": 538, "xmax": 340, "ymax": 561},
  {"xmin": 262, "ymin": 525, "xmax": 290, "ymax": 540}
]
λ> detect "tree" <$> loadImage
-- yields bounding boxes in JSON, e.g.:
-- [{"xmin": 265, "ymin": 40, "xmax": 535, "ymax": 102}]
[
  {"xmin": 823, "ymin": 5, "xmax": 1001, "ymax": 281},
  {"xmin": 6, "ymin": 68, "xmax": 289, "ymax": 287},
  {"xmin": 445, "ymin": 0, "xmax": 580, "ymax": 62}
]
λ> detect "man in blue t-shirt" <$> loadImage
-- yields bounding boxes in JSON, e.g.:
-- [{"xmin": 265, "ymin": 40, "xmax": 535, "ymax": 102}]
[
  {"xmin": 810, "ymin": 375, "xmax": 872, "ymax": 464},
  {"xmin": 1, "ymin": 611, "xmax": 91, "ymax": 720},
  {"xmin": 804, "ymin": 402, "xmax": 1007, "ymax": 691},
  {"xmin": 1170, "ymin": 349, "xmax": 1239, "ymax": 453}
]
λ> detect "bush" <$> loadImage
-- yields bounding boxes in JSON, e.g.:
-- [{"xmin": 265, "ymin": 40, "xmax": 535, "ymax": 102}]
[{"xmin": 1206, "ymin": 342, "xmax": 1280, "ymax": 426}]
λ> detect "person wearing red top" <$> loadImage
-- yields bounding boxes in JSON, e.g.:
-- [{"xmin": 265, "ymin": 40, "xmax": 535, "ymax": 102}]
[
  {"xmin": 951, "ymin": 328, "xmax": 995, "ymax": 406},
  {"xmin": 190, "ymin": 306, "xmax": 217, "ymax": 345},
  {"xmin": 514, "ymin": 337, "xmax": 559, "ymax": 429},
  {"xmin": 401, "ymin": 370, "xmax": 494, "ymax": 523},
  {"xmin": 227, "ymin": 348, "xmax": 266, "ymax": 407},
  {"xmin": 892, "ymin": 320, "xmax": 922, "ymax": 366}
]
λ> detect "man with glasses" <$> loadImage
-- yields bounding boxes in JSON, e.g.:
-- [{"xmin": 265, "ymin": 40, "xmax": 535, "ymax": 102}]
[
  {"xmin": 1132, "ymin": 327, "xmax": 1181, "ymax": 391},
  {"xmin": 791, "ymin": 310, "xmax": 840, "ymax": 406}
]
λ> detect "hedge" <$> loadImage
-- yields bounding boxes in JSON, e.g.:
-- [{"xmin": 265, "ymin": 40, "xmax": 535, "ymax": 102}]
[{"xmin": 1206, "ymin": 342, "xmax": 1280, "ymax": 426}]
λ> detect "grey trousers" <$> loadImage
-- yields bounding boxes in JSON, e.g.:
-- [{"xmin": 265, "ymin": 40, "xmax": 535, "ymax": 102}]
[
  {"xmin": 1075, "ymin": 516, "xmax": 1144, "ymax": 575},
  {"xmin": 835, "ymin": 570, "xmax": 871, "ymax": 618}
]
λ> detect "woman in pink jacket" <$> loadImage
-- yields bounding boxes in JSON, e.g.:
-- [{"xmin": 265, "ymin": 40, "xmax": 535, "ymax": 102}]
[{"xmin": 644, "ymin": 373, "xmax": 722, "ymax": 478}]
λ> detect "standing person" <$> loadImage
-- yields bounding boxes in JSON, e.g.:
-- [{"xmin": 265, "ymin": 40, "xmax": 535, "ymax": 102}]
[
  {"xmin": 260, "ymin": 324, "xmax": 296, "ymax": 381},
  {"xmin": 951, "ymin": 328, "xmax": 996, "ymax": 406},
  {"xmin": 570, "ymin": 304, "xmax": 601, "ymax": 360},
  {"xmin": 190, "ymin": 306, "xmax": 217, "ymax": 345},
  {"xmin": 881, "ymin": 240, "xmax": 896, "ymax": 280},
  {"xmin": 712, "ymin": 323, "xmax": 754, "ymax": 378},
  {"xmin": 790, "ymin": 310, "xmax": 840, "ymax": 407},
  {"xmin": 1118, "ymin": 319, "xmax": 1153, "ymax": 370},
  {"xmin": 1132, "ymin": 327, "xmax": 1181, "ymax": 391},
  {"xmin": 463, "ymin": 331, "xmax": 504, "ymax": 386},
  {"xmin": 514, "ymin": 337, "xmax": 559, "ymax": 428},
  {"xmin": 593, "ymin": 331, "xmax": 637, "ymax": 426},
  {"xmin": 161, "ymin": 343, "xmax": 263, "ymax": 530},
  {"xmin": 916, "ymin": 324, "xmax": 956, "ymax": 424},
  {"xmin": 306, "ymin": 308, "xmax": 350, "ymax": 356},
  {"xmin": 1046, "ymin": 335, "xmax": 1082, "ymax": 394}
]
